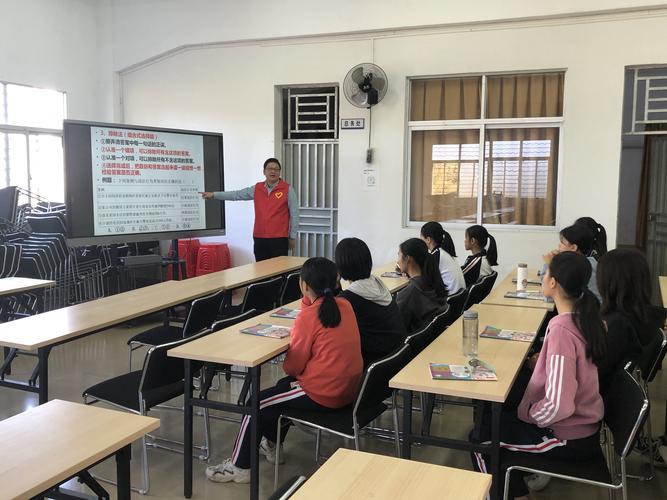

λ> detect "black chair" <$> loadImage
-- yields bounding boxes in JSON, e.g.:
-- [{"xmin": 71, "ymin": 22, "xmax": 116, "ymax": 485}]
[
  {"xmin": 267, "ymin": 475, "xmax": 307, "ymax": 500},
  {"xmin": 127, "ymin": 289, "xmax": 225, "ymax": 368},
  {"xmin": 446, "ymin": 287, "xmax": 469, "ymax": 322},
  {"xmin": 404, "ymin": 305, "xmax": 450, "ymax": 359},
  {"xmin": 633, "ymin": 328, "xmax": 667, "ymax": 479},
  {"xmin": 464, "ymin": 271, "xmax": 498, "ymax": 310},
  {"xmin": 200, "ymin": 309, "xmax": 261, "ymax": 404},
  {"xmin": 223, "ymin": 276, "xmax": 284, "ymax": 317},
  {"xmin": 83, "ymin": 331, "xmax": 212, "ymax": 494},
  {"xmin": 279, "ymin": 272, "xmax": 301, "ymax": 305},
  {"xmin": 273, "ymin": 344, "xmax": 412, "ymax": 489},
  {"xmin": 503, "ymin": 366, "xmax": 649, "ymax": 500}
]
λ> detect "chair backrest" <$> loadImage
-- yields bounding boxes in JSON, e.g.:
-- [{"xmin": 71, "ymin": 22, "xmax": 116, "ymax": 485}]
[
  {"xmin": 139, "ymin": 328, "xmax": 211, "ymax": 396},
  {"xmin": 464, "ymin": 271, "xmax": 498, "ymax": 310},
  {"xmin": 354, "ymin": 343, "xmax": 412, "ymax": 413},
  {"xmin": 404, "ymin": 321, "xmax": 432, "ymax": 359},
  {"xmin": 280, "ymin": 272, "xmax": 302, "ymax": 305},
  {"xmin": 430, "ymin": 304, "xmax": 453, "ymax": 335},
  {"xmin": 446, "ymin": 287, "xmax": 469, "ymax": 322},
  {"xmin": 602, "ymin": 365, "xmax": 650, "ymax": 458},
  {"xmin": 638, "ymin": 328, "xmax": 667, "ymax": 382},
  {"xmin": 211, "ymin": 309, "xmax": 260, "ymax": 332},
  {"xmin": 182, "ymin": 289, "xmax": 226, "ymax": 337},
  {"xmin": 241, "ymin": 276, "xmax": 284, "ymax": 313}
]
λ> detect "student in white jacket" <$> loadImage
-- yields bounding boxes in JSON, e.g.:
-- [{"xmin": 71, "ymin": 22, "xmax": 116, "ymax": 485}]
[{"xmin": 420, "ymin": 221, "xmax": 466, "ymax": 294}]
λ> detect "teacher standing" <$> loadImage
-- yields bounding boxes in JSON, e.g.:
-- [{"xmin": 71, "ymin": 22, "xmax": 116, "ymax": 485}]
[{"xmin": 200, "ymin": 158, "xmax": 299, "ymax": 262}]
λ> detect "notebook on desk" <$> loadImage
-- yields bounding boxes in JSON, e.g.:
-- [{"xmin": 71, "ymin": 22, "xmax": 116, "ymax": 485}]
[
  {"xmin": 270, "ymin": 307, "xmax": 299, "ymax": 319},
  {"xmin": 504, "ymin": 291, "xmax": 553, "ymax": 302},
  {"xmin": 480, "ymin": 325, "xmax": 536, "ymax": 343},
  {"xmin": 429, "ymin": 360, "xmax": 497, "ymax": 381},
  {"xmin": 240, "ymin": 324, "xmax": 292, "ymax": 339}
]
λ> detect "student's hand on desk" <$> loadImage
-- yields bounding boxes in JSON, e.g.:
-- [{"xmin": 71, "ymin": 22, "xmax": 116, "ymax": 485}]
[{"xmin": 199, "ymin": 191, "xmax": 214, "ymax": 199}]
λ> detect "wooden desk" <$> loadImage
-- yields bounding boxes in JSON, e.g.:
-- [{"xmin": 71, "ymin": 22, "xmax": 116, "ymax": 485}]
[
  {"xmin": 660, "ymin": 276, "xmax": 667, "ymax": 308},
  {"xmin": 0, "ymin": 277, "xmax": 54, "ymax": 297},
  {"xmin": 390, "ymin": 304, "xmax": 547, "ymax": 500},
  {"xmin": 169, "ymin": 300, "xmax": 298, "ymax": 500},
  {"xmin": 482, "ymin": 269, "xmax": 554, "ymax": 311},
  {"xmin": 291, "ymin": 448, "xmax": 491, "ymax": 500},
  {"xmin": 0, "ymin": 257, "xmax": 306, "ymax": 405},
  {"xmin": 0, "ymin": 399, "xmax": 159, "ymax": 500}
]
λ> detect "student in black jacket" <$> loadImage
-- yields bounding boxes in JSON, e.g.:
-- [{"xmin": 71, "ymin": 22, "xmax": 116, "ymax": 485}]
[
  {"xmin": 596, "ymin": 248, "xmax": 665, "ymax": 391},
  {"xmin": 335, "ymin": 238, "xmax": 407, "ymax": 366},
  {"xmin": 461, "ymin": 225, "xmax": 498, "ymax": 287},
  {"xmin": 395, "ymin": 238, "xmax": 448, "ymax": 333}
]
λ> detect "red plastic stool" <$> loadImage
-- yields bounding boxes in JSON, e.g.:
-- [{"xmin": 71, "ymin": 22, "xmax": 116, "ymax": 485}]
[
  {"xmin": 195, "ymin": 243, "xmax": 231, "ymax": 276},
  {"xmin": 167, "ymin": 239, "xmax": 200, "ymax": 280}
]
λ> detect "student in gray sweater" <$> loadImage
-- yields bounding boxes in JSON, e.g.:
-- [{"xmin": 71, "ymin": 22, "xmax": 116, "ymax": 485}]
[
  {"xmin": 395, "ymin": 238, "xmax": 448, "ymax": 333},
  {"xmin": 335, "ymin": 238, "xmax": 407, "ymax": 366}
]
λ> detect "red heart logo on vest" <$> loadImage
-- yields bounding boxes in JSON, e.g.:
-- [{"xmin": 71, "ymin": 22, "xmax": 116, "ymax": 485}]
[{"xmin": 275, "ymin": 192, "xmax": 284, "ymax": 199}]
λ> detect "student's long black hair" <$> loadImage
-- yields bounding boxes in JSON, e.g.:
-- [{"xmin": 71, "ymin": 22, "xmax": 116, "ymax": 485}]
[
  {"xmin": 300, "ymin": 257, "xmax": 341, "ymax": 328},
  {"xmin": 549, "ymin": 252, "xmax": 607, "ymax": 366},
  {"xmin": 559, "ymin": 224, "xmax": 594, "ymax": 256},
  {"xmin": 399, "ymin": 238, "xmax": 448, "ymax": 298},
  {"xmin": 466, "ymin": 225, "xmax": 498, "ymax": 266},
  {"xmin": 421, "ymin": 221, "xmax": 457, "ymax": 257},
  {"xmin": 334, "ymin": 237, "xmax": 372, "ymax": 281},
  {"xmin": 575, "ymin": 217, "xmax": 607, "ymax": 258},
  {"xmin": 597, "ymin": 248, "xmax": 651, "ymax": 325}
]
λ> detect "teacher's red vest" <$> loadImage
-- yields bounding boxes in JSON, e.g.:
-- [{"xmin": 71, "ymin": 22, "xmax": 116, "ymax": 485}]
[{"xmin": 253, "ymin": 180, "xmax": 290, "ymax": 238}]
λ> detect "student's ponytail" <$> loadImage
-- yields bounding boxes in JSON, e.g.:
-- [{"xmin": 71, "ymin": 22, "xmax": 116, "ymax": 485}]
[
  {"xmin": 442, "ymin": 231, "xmax": 457, "ymax": 257},
  {"xmin": 421, "ymin": 221, "xmax": 458, "ymax": 258},
  {"xmin": 466, "ymin": 225, "xmax": 498, "ymax": 266},
  {"xmin": 300, "ymin": 257, "xmax": 341, "ymax": 328},
  {"xmin": 399, "ymin": 238, "xmax": 448, "ymax": 299},
  {"xmin": 549, "ymin": 252, "xmax": 607, "ymax": 366},
  {"xmin": 575, "ymin": 217, "xmax": 607, "ymax": 257}
]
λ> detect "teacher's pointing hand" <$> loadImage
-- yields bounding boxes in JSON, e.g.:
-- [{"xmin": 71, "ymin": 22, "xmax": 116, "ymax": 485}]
[{"xmin": 199, "ymin": 192, "xmax": 214, "ymax": 199}]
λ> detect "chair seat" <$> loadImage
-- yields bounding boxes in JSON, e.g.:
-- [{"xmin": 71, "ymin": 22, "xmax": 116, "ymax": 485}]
[
  {"xmin": 83, "ymin": 370, "xmax": 184, "ymax": 412},
  {"xmin": 127, "ymin": 325, "xmax": 182, "ymax": 346},
  {"xmin": 505, "ymin": 445, "xmax": 611, "ymax": 483},
  {"xmin": 282, "ymin": 402, "xmax": 388, "ymax": 436}
]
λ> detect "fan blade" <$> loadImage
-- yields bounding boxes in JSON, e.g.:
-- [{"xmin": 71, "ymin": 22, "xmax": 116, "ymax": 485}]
[
  {"xmin": 351, "ymin": 66, "xmax": 365, "ymax": 84},
  {"xmin": 350, "ymin": 90, "xmax": 368, "ymax": 107},
  {"xmin": 372, "ymin": 76, "xmax": 386, "ymax": 92}
]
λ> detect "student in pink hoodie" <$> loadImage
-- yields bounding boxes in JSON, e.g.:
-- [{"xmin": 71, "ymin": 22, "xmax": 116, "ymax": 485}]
[{"xmin": 472, "ymin": 251, "xmax": 607, "ymax": 499}]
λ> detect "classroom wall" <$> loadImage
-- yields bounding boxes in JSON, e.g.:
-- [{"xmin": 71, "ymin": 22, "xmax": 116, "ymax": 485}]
[
  {"xmin": 0, "ymin": 0, "xmax": 114, "ymax": 122},
  {"xmin": 117, "ymin": 5, "xmax": 667, "ymax": 275}
]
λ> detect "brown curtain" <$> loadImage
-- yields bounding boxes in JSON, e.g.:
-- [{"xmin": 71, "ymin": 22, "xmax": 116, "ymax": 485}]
[{"xmin": 410, "ymin": 77, "xmax": 481, "ymax": 121}]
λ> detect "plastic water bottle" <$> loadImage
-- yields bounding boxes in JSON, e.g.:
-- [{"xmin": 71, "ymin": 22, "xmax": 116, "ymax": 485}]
[
  {"xmin": 462, "ymin": 310, "xmax": 479, "ymax": 358},
  {"xmin": 517, "ymin": 263, "xmax": 528, "ymax": 292}
]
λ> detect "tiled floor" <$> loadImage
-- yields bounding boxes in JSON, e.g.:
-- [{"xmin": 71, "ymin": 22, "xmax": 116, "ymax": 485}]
[{"xmin": 1, "ymin": 318, "xmax": 666, "ymax": 499}]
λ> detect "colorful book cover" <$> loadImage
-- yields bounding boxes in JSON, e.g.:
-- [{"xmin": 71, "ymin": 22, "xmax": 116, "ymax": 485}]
[
  {"xmin": 480, "ymin": 325, "xmax": 536, "ymax": 343},
  {"xmin": 240, "ymin": 324, "xmax": 292, "ymax": 339},
  {"xmin": 504, "ymin": 291, "xmax": 553, "ymax": 302},
  {"xmin": 270, "ymin": 307, "xmax": 300, "ymax": 319},
  {"xmin": 429, "ymin": 360, "xmax": 497, "ymax": 381}
]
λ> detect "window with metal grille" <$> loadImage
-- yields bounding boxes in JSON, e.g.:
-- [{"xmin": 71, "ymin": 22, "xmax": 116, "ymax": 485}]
[
  {"xmin": 0, "ymin": 81, "xmax": 67, "ymax": 202},
  {"xmin": 625, "ymin": 66, "xmax": 667, "ymax": 135},
  {"xmin": 283, "ymin": 87, "xmax": 338, "ymax": 140}
]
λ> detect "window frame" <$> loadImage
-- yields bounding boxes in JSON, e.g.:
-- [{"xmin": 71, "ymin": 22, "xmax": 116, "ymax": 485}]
[
  {"xmin": 0, "ymin": 80, "xmax": 67, "ymax": 196},
  {"xmin": 403, "ymin": 70, "xmax": 565, "ymax": 232}
]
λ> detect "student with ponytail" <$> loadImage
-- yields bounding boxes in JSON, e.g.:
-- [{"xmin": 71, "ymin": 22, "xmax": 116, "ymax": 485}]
[
  {"xmin": 206, "ymin": 257, "xmax": 363, "ymax": 484},
  {"xmin": 472, "ymin": 252, "xmax": 606, "ymax": 499},
  {"xmin": 575, "ymin": 216, "xmax": 608, "ymax": 259},
  {"xmin": 395, "ymin": 238, "xmax": 447, "ymax": 333},
  {"xmin": 461, "ymin": 225, "xmax": 498, "ymax": 287},
  {"xmin": 420, "ymin": 221, "xmax": 466, "ymax": 294}
]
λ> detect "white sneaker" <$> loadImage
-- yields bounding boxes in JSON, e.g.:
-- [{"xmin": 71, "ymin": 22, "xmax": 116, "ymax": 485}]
[
  {"xmin": 524, "ymin": 473, "xmax": 550, "ymax": 491},
  {"xmin": 260, "ymin": 437, "xmax": 285, "ymax": 464},
  {"xmin": 205, "ymin": 458, "xmax": 250, "ymax": 483}
]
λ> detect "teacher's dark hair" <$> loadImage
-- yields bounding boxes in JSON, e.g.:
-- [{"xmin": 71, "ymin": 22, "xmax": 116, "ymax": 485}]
[
  {"xmin": 263, "ymin": 158, "xmax": 282, "ymax": 170},
  {"xmin": 549, "ymin": 251, "xmax": 606, "ymax": 366},
  {"xmin": 300, "ymin": 257, "xmax": 341, "ymax": 328},
  {"xmin": 335, "ymin": 237, "xmax": 373, "ymax": 282}
]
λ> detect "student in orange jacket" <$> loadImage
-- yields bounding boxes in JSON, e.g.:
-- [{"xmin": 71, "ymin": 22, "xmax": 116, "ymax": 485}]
[{"xmin": 205, "ymin": 257, "xmax": 363, "ymax": 484}]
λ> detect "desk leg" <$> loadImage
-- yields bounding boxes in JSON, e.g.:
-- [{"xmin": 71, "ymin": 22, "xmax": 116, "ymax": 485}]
[
  {"xmin": 115, "ymin": 444, "xmax": 131, "ymax": 500},
  {"xmin": 249, "ymin": 365, "xmax": 261, "ymax": 500},
  {"xmin": 490, "ymin": 402, "xmax": 501, "ymax": 500},
  {"xmin": 184, "ymin": 359, "xmax": 194, "ymax": 498},
  {"xmin": 37, "ymin": 347, "xmax": 49, "ymax": 404},
  {"xmin": 402, "ymin": 390, "xmax": 413, "ymax": 460}
]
